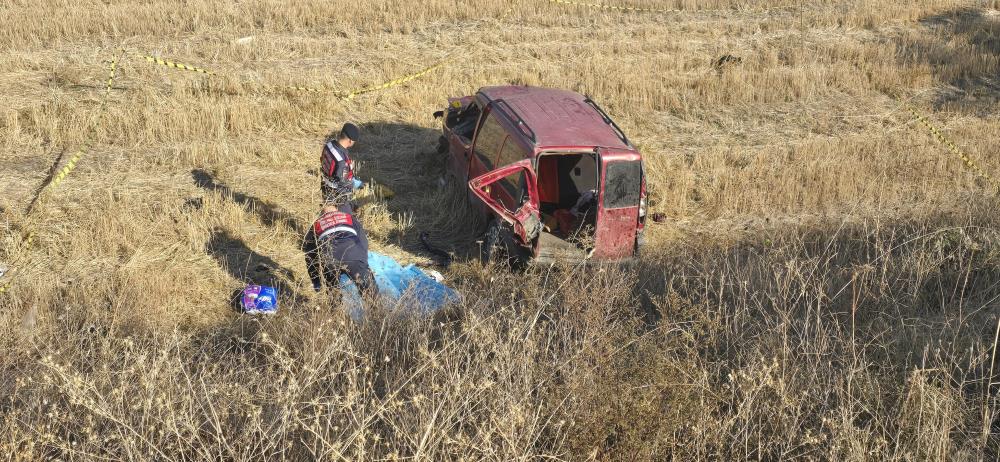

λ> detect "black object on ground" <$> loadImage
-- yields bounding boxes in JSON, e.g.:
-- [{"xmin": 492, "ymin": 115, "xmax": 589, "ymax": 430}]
[{"xmin": 420, "ymin": 231, "xmax": 453, "ymax": 268}]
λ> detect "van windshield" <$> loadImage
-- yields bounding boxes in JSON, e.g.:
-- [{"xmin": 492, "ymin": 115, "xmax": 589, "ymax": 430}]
[{"xmin": 604, "ymin": 160, "xmax": 642, "ymax": 209}]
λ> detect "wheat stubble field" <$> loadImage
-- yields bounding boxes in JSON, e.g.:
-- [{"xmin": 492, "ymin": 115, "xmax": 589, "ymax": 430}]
[{"xmin": 4, "ymin": 0, "xmax": 1000, "ymax": 459}]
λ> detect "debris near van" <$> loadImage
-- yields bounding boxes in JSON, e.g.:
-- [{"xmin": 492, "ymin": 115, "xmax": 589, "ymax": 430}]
[
  {"xmin": 419, "ymin": 231, "xmax": 453, "ymax": 267},
  {"xmin": 339, "ymin": 251, "xmax": 461, "ymax": 320},
  {"xmin": 435, "ymin": 86, "xmax": 647, "ymax": 266}
]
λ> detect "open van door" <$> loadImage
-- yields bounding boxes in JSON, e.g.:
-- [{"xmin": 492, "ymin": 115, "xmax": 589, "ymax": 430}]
[
  {"xmin": 593, "ymin": 150, "xmax": 642, "ymax": 259},
  {"xmin": 469, "ymin": 160, "xmax": 542, "ymax": 244}
]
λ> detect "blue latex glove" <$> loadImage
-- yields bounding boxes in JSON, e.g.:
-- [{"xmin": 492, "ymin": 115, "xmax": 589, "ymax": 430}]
[{"xmin": 352, "ymin": 178, "xmax": 364, "ymax": 190}]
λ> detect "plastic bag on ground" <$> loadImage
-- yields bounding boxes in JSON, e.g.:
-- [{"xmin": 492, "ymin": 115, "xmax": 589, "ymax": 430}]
[{"xmin": 339, "ymin": 251, "xmax": 461, "ymax": 320}]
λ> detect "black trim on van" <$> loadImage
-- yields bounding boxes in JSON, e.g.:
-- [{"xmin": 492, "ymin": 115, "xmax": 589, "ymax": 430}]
[
  {"xmin": 583, "ymin": 97, "xmax": 631, "ymax": 147},
  {"xmin": 492, "ymin": 99, "xmax": 537, "ymax": 143}
]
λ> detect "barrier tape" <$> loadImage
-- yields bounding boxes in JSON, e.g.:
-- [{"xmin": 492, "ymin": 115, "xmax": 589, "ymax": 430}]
[
  {"xmin": 548, "ymin": 0, "xmax": 684, "ymax": 13},
  {"xmin": 49, "ymin": 54, "xmax": 121, "ymax": 191},
  {"xmin": 140, "ymin": 55, "xmax": 337, "ymax": 94},
  {"xmin": 135, "ymin": 50, "xmax": 450, "ymax": 99},
  {"xmin": 908, "ymin": 106, "xmax": 1000, "ymax": 195},
  {"xmin": 340, "ymin": 57, "xmax": 452, "ymax": 100},
  {"xmin": 276, "ymin": 57, "xmax": 452, "ymax": 97},
  {"xmin": 139, "ymin": 54, "xmax": 215, "ymax": 75},
  {"xmin": 3, "ymin": 50, "xmax": 449, "ymax": 296},
  {"xmin": 0, "ymin": 52, "xmax": 123, "ymax": 297},
  {"xmin": 287, "ymin": 85, "xmax": 330, "ymax": 94}
]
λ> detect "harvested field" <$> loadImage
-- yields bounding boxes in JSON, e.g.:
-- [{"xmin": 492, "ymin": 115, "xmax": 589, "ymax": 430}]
[{"xmin": 3, "ymin": 0, "xmax": 1000, "ymax": 459}]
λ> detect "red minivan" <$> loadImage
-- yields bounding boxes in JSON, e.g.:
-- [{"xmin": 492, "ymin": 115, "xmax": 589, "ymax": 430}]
[{"xmin": 434, "ymin": 86, "xmax": 646, "ymax": 265}]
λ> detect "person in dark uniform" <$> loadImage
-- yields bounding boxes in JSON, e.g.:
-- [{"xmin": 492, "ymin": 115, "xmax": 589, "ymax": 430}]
[
  {"xmin": 321, "ymin": 123, "xmax": 361, "ymax": 208},
  {"xmin": 303, "ymin": 202, "xmax": 377, "ymax": 298}
]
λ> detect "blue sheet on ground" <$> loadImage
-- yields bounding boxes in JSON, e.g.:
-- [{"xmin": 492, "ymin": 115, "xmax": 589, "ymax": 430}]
[{"xmin": 339, "ymin": 251, "xmax": 461, "ymax": 319}]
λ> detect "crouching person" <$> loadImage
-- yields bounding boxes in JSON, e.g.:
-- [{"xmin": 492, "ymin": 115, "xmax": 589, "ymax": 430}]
[
  {"xmin": 320, "ymin": 123, "xmax": 361, "ymax": 210},
  {"xmin": 303, "ymin": 203, "xmax": 378, "ymax": 303}
]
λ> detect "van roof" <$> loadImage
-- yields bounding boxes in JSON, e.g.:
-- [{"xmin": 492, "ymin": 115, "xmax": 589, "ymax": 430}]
[{"xmin": 477, "ymin": 86, "xmax": 634, "ymax": 152}]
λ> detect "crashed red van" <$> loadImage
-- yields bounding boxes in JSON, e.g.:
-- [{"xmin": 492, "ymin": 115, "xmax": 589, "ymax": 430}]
[{"xmin": 435, "ymin": 86, "xmax": 646, "ymax": 265}]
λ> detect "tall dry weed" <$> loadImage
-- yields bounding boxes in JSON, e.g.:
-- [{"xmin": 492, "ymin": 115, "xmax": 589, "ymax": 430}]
[{"xmin": 4, "ymin": 0, "xmax": 1000, "ymax": 460}]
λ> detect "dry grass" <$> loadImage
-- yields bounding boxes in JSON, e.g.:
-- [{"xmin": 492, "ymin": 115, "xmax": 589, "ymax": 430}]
[{"xmin": 3, "ymin": 0, "xmax": 1000, "ymax": 459}]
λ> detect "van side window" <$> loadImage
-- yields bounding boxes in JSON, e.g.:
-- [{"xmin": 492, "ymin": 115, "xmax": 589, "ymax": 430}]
[
  {"xmin": 496, "ymin": 137, "xmax": 529, "ymax": 168},
  {"xmin": 473, "ymin": 113, "xmax": 506, "ymax": 171}
]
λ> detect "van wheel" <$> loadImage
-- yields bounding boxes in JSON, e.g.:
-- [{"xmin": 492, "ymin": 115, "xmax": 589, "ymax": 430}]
[
  {"xmin": 480, "ymin": 220, "xmax": 528, "ymax": 270},
  {"xmin": 436, "ymin": 136, "xmax": 448, "ymax": 155},
  {"xmin": 480, "ymin": 220, "xmax": 507, "ymax": 265}
]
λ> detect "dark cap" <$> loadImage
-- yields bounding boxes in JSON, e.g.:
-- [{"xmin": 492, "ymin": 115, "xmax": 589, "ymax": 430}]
[{"xmin": 340, "ymin": 122, "xmax": 360, "ymax": 142}]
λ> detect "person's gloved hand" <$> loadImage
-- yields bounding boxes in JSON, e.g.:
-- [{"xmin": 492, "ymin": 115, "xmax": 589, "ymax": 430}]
[{"xmin": 352, "ymin": 178, "xmax": 364, "ymax": 190}]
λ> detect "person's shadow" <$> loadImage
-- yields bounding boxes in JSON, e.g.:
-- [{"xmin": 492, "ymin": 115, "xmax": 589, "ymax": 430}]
[
  {"xmin": 191, "ymin": 168, "xmax": 306, "ymax": 234},
  {"xmin": 205, "ymin": 228, "xmax": 304, "ymax": 312},
  {"xmin": 910, "ymin": 8, "xmax": 1000, "ymax": 112},
  {"xmin": 352, "ymin": 121, "xmax": 485, "ymax": 264}
]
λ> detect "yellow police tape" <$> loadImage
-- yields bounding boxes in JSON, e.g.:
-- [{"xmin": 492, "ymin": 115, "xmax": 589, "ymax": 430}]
[
  {"xmin": 908, "ymin": 106, "xmax": 1000, "ymax": 195},
  {"xmin": 48, "ymin": 54, "xmax": 122, "ymax": 194},
  {"xmin": 340, "ymin": 57, "xmax": 452, "ymax": 100},
  {"xmin": 136, "ymin": 50, "xmax": 450, "ymax": 99},
  {"xmin": 287, "ymin": 85, "xmax": 329, "ymax": 94},
  {"xmin": 139, "ymin": 54, "xmax": 215, "ymax": 75},
  {"xmin": 0, "ymin": 53, "xmax": 122, "ymax": 297},
  {"xmin": 547, "ymin": 0, "xmax": 683, "ymax": 13}
]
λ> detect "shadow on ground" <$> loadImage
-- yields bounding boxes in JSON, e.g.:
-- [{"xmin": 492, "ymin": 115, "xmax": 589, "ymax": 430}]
[
  {"xmin": 205, "ymin": 228, "xmax": 304, "ymax": 312},
  {"xmin": 192, "ymin": 168, "xmax": 307, "ymax": 235},
  {"xmin": 906, "ymin": 7, "xmax": 1000, "ymax": 113},
  {"xmin": 350, "ymin": 120, "xmax": 486, "ymax": 265}
]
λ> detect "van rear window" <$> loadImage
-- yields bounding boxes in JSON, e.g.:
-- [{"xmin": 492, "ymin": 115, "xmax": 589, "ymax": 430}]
[{"xmin": 603, "ymin": 161, "xmax": 641, "ymax": 209}]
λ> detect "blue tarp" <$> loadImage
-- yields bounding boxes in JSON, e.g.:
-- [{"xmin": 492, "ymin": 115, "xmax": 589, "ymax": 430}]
[{"xmin": 339, "ymin": 251, "xmax": 461, "ymax": 319}]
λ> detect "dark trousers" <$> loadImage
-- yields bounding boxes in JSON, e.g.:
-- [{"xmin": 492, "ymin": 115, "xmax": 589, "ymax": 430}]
[
  {"xmin": 320, "ymin": 237, "xmax": 377, "ymax": 295},
  {"xmin": 321, "ymin": 181, "xmax": 354, "ymax": 209}
]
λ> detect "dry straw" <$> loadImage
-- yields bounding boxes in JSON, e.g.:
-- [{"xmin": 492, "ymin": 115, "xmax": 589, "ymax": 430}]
[{"xmin": 2, "ymin": 0, "xmax": 1000, "ymax": 459}]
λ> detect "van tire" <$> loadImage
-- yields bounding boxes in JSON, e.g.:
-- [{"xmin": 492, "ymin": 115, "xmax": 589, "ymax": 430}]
[
  {"xmin": 436, "ymin": 136, "xmax": 448, "ymax": 155},
  {"xmin": 480, "ymin": 220, "xmax": 528, "ymax": 270},
  {"xmin": 480, "ymin": 220, "xmax": 506, "ymax": 265}
]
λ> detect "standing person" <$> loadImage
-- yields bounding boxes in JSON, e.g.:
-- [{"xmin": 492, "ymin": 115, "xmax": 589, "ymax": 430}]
[
  {"xmin": 321, "ymin": 122, "xmax": 361, "ymax": 208},
  {"xmin": 303, "ymin": 202, "xmax": 378, "ymax": 299}
]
